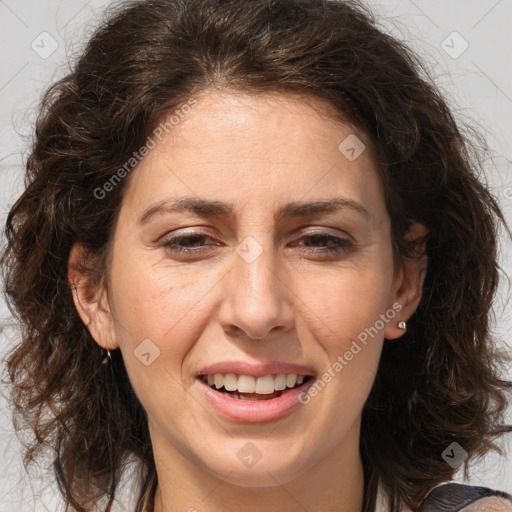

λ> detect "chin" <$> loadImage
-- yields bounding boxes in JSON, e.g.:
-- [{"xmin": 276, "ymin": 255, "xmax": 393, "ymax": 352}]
[
  {"xmin": 202, "ymin": 450, "xmax": 309, "ymax": 488},
  {"xmin": 214, "ymin": 466, "xmax": 300, "ymax": 488}
]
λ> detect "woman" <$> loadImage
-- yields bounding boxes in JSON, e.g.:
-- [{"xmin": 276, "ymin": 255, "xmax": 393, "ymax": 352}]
[{"xmin": 1, "ymin": 0, "xmax": 511, "ymax": 511}]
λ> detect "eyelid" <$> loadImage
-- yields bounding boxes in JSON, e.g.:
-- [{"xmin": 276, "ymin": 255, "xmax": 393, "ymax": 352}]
[
  {"xmin": 296, "ymin": 225, "xmax": 355, "ymax": 243},
  {"xmin": 160, "ymin": 225, "xmax": 353, "ymax": 243},
  {"xmin": 158, "ymin": 226, "xmax": 219, "ymax": 241},
  {"xmin": 159, "ymin": 228, "xmax": 357, "ymax": 260}
]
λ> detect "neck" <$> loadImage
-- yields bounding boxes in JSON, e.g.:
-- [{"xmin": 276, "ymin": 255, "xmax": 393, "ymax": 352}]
[{"xmin": 150, "ymin": 421, "xmax": 365, "ymax": 512}]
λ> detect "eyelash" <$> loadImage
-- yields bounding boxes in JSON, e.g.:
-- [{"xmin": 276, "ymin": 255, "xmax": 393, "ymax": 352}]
[{"xmin": 161, "ymin": 232, "xmax": 354, "ymax": 256}]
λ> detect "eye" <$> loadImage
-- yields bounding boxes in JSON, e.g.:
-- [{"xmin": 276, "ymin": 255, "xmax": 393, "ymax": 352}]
[
  {"xmin": 289, "ymin": 233, "xmax": 354, "ymax": 255},
  {"xmin": 162, "ymin": 233, "xmax": 220, "ymax": 255},
  {"xmin": 160, "ymin": 231, "xmax": 354, "ymax": 258}
]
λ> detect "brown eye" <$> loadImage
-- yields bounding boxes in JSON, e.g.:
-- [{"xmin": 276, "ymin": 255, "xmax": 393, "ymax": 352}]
[
  {"xmin": 290, "ymin": 234, "xmax": 353, "ymax": 255},
  {"xmin": 162, "ymin": 233, "xmax": 220, "ymax": 255}
]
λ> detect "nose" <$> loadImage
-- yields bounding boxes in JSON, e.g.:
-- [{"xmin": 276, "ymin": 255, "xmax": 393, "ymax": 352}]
[{"xmin": 216, "ymin": 237, "xmax": 295, "ymax": 340}]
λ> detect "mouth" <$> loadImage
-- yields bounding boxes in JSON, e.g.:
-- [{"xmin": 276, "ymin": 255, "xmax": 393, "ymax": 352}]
[{"xmin": 197, "ymin": 373, "xmax": 313, "ymax": 401}]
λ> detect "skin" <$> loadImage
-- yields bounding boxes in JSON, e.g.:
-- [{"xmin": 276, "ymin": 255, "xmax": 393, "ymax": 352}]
[
  {"xmin": 464, "ymin": 497, "xmax": 512, "ymax": 512},
  {"xmin": 69, "ymin": 89, "xmax": 428, "ymax": 512}
]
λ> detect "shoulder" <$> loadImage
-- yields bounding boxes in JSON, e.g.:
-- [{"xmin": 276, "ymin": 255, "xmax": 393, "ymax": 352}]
[
  {"xmin": 417, "ymin": 482, "xmax": 512, "ymax": 512},
  {"xmin": 375, "ymin": 480, "xmax": 512, "ymax": 512},
  {"xmin": 462, "ymin": 496, "xmax": 512, "ymax": 511}
]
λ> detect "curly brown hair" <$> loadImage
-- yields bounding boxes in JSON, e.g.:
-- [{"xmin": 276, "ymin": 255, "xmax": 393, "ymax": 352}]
[{"xmin": 1, "ymin": 0, "xmax": 511, "ymax": 511}]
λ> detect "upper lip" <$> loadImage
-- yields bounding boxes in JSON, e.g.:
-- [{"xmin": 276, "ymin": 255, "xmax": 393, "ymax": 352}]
[{"xmin": 196, "ymin": 361, "xmax": 316, "ymax": 378}]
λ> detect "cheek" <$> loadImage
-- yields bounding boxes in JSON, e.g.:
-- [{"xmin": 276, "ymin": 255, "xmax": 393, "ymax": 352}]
[
  {"xmin": 107, "ymin": 258, "xmax": 210, "ymax": 407},
  {"xmin": 108, "ymin": 252, "xmax": 222, "ymax": 363},
  {"xmin": 296, "ymin": 265, "xmax": 393, "ymax": 349},
  {"xmin": 297, "ymin": 272, "xmax": 390, "ymax": 418},
  {"xmin": 110, "ymin": 254, "xmax": 179, "ymax": 335}
]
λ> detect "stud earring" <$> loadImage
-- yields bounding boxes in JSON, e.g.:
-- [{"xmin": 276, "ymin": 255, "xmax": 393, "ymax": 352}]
[{"xmin": 398, "ymin": 321, "xmax": 407, "ymax": 330}]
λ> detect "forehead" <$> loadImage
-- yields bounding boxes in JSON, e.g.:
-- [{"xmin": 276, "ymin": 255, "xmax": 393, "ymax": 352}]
[
  {"xmin": 118, "ymin": 90, "xmax": 386, "ymax": 225},
  {"xmin": 161, "ymin": 89, "xmax": 369, "ymax": 156}
]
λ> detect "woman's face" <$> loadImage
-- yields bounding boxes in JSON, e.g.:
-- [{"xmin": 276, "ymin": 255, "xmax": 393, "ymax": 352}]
[{"xmin": 72, "ymin": 90, "xmax": 424, "ymax": 489}]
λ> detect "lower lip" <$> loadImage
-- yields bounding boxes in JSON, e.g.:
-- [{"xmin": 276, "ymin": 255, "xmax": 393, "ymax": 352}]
[{"xmin": 196, "ymin": 377, "xmax": 315, "ymax": 423}]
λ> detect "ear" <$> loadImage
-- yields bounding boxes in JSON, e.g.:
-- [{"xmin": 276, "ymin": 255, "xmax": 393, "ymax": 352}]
[
  {"xmin": 384, "ymin": 222, "xmax": 429, "ymax": 340},
  {"xmin": 68, "ymin": 243, "xmax": 119, "ymax": 350}
]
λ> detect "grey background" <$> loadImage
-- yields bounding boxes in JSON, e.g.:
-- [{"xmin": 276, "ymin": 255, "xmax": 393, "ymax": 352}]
[{"xmin": 1, "ymin": 0, "xmax": 511, "ymax": 510}]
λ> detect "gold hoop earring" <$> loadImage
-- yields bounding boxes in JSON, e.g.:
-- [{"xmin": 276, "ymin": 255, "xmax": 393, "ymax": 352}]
[{"xmin": 101, "ymin": 348, "xmax": 112, "ymax": 365}]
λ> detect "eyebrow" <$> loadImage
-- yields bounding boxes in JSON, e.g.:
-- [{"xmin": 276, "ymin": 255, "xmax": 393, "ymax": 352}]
[{"xmin": 137, "ymin": 196, "xmax": 375, "ymax": 227}]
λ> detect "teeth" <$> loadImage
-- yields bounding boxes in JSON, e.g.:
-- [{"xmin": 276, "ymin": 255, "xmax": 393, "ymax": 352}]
[
  {"xmin": 286, "ymin": 374, "xmax": 297, "ymax": 388},
  {"xmin": 202, "ymin": 373, "xmax": 308, "ymax": 394},
  {"xmin": 224, "ymin": 374, "xmax": 238, "ymax": 392},
  {"xmin": 237, "ymin": 375, "xmax": 256, "ymax": 393},
  {"xmin": 255, "ymin": 375, "xmax": 275, "ymax": 394},
  {"xmin": 274, "ymin": 373, "xmax": 287, "ymax": 391}
]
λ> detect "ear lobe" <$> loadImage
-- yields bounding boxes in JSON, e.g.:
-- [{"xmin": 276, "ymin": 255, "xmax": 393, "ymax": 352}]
[
  {"xmin": 384, "ymin": 222, "xmax": 429, "ymax": 340},
  {"xmin": 68, "ymin": 243, "xmax": 119, "ymax": 350}
]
